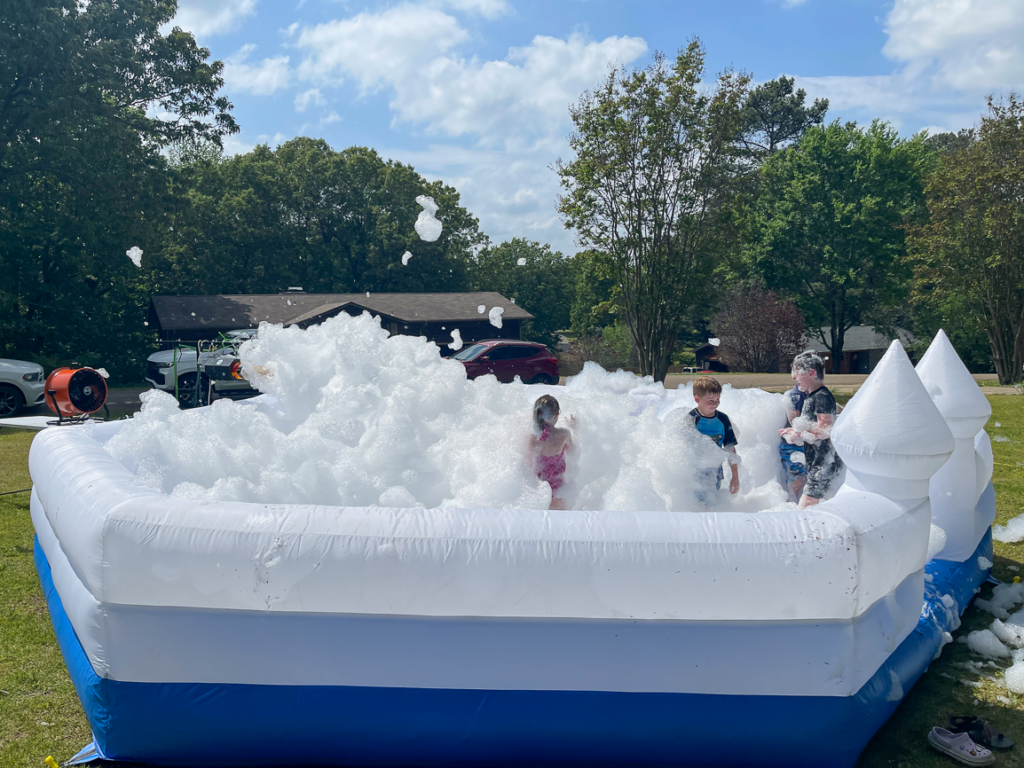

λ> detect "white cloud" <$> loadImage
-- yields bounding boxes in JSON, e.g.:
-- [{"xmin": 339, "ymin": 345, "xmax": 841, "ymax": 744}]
[
  {"xmin": 223, "ymin": 135, "xmax": 257, "ymax": 156},
  {"xmin": 883, "ymin": 0, "xmax": 1024, "ymax": 90},
  {"xmin": 295, "ymin": 88, "xmax": 327, "ymax": 112},
  {"xmin": 170, "ymin": 0, "xmax": 257, "ymax": 37},
  {"xmin": 792, "ymin": 0, "xmax": 1024, "ymax": 132},
  {"xmin": 295, "ymin": 6, "xmax": 646, "ymax": 145},
  {"xmin": 429, "ymin": 0, "xmax": 511, "ymax": 19},
  {"xmin": 224, "ymin": 45, "xmax": 291, "ymax": 96},
  {"xmin": 320, "ymin": 111, "xmax": 342, "ymax": 125},
  {"xmin": 293, "ymin": 5, "xmax": 645, "ymax": 252}
]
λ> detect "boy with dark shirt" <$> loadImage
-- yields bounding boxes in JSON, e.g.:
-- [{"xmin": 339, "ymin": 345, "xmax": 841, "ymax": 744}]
[
  {"xmin": 778, "ymin": 353, "xmax": 843, "ymax": 508},
  {"xmin": 689, "ymin": 377, "xmax": 740, "ymax": 504}
]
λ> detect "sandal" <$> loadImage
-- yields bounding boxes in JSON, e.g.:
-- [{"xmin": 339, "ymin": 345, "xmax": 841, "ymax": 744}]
[
  {"xmin": 928, "ymin": 727, "xmax": 995, "ymax": 765},
  {"xmin": 950, "ymin": 716, "xmax": 1015, "ymax": 750}
]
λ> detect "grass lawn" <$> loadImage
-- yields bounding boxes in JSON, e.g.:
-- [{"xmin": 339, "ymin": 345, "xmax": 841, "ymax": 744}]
[{"xmin": 2, "ymin": 396, "xmax": 1024, "ymax": 767}]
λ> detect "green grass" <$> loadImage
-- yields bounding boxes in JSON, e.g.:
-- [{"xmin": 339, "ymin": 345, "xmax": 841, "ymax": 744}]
[{"xmin": 2, "ymin": 398, "xmax": 1024, "ymax": 767}]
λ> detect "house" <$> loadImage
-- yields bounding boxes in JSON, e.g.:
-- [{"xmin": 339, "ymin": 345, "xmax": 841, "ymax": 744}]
[
  {"xmin": 692, "ymin": 342, "xmax": 729, "ymax": 372},
  {"xmin": 147, "ymin": 291, "xmax": 533, "ymax": 346},
  {"xmin": 801, "ymin": 326, "xmax": 916, "ymax": 374}
]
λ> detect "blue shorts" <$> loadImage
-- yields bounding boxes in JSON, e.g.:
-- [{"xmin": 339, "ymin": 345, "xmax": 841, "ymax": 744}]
[{"xmin": 779, "ymin": 442, "xmax": 808, "ymax": 478}]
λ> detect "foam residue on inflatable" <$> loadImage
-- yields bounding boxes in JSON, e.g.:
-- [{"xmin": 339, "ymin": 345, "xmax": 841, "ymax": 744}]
[{"xmin": 101, "ymin": 312, "xmax": 792, "ymax": 512}]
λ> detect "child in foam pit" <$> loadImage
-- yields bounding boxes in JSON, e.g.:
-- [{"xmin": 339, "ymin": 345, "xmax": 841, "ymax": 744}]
[
  {"xmin": 778, "ymin": 352, "xmax": 844, "ymax": 508},
  {"xmin": 528, "ymin": 395, "xmax": 574, "ymax": 510},
  {"xmin": 689, "ymin": 377, "xmax": 740, "ymax": 504},
  {"xmin": 778, "ymin": 376, "xmax": 809, "ymax": 502}
]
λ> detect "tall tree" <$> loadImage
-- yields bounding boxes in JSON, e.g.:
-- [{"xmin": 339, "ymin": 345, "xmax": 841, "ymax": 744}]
[
  {"xmin": 711, "ymin": 283, "xmax": 804, "ymax": 372},
  {"xmin": 740, "ymin": 76, "xmax": 828, "ymax": 161},
  {"xmin": 909, "ymin": 96, "xmax": 1024, "ymax": 384},
  {"xmin": 746, "ymin": 120, "xmax": 931, "ymax": 368},
  {"xmin": 467, "ymin": 239, "xmax": 572, "ymax": 345},
  {"xmin": 0, "ymin": 0, "xmax": 237, "ymax": 380},
  {"xmin": 161, "ymin": 140, "xmax": 485, "ymax": 297},
  {"xmin": 556, "ymin": 40, "xmax": 749, "ymax": 381}
]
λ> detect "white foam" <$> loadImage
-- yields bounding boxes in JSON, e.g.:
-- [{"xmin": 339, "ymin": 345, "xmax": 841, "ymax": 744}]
[
  {"xmin": 402, "ymin": 251, "xmax": 413, "ymax": 266},
  {"xmin": 927, "ymin": 525, "xmax": 948, "ymax": 560},
  {"xmin": 103, "ymin": 313, "xmax": 797, "ymax": 513},
  {"xmin": 448, "ymin": 329, "xmax": 463, "ymax": 351},
  {"xmin": 488, "ymin": 306, "xmax": 504, "ymax": 328},
  {"xmin": 517, "ymin": 258, "xmax": 526, "ymax": 266},
  {"xmin": 414, "ymin": 196, "xmax": 442, "ymax": 242},
  {"xmin": 126, "ymin": 246, "xmax": 143, "ymax": 268},
  {"xmin": 993, "ymin": 513, "xmax": 1024, "ymax": 543},
  {"xmin": 1006, "ymin": 649, "xmax": 1024, "ymax": 694},
  {"xmin": 966, "ymin": 629, "xmax": 1012, "ymax": 659},
  {"xmin": 978, "ymin": 556, "xmax": 994, "ymax": 569}
]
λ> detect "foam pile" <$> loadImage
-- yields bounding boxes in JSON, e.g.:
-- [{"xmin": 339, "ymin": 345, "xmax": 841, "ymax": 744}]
[
  {"xmin": 103, "ymin": 313, "xmax": 797, "ymax": 512},
  {"xmin": 993, "ymin": 513, "xmax": 1024, "ymax": 543},
  {"xmin": 968, "ymin": 581, "xmax": 1024, "ymax": 693}
]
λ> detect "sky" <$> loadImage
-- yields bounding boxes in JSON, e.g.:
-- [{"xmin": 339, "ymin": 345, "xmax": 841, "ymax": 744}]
[{"xmin": 167, "ymin": 0, "xmax": 1024, "ymax": 254}]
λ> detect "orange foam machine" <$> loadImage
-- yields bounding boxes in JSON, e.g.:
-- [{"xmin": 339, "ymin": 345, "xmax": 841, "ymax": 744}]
[{"xmin": 45, "ymin": 367, "xmax": 108, "ymax": 417}]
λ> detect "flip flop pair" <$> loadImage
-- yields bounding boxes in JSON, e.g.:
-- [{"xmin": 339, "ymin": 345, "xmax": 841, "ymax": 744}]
[{"xmin": 950, "ymin": 716, "xmax": 1015, "ymax": 751}]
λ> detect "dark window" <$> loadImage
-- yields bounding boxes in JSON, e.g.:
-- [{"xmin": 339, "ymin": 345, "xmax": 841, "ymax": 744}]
[
  {"xmin": 502, "ymin": 346, "xmax": 537, "ymax": 360},
  {"xmin": 486, "ymin": 347, "xmax": 514, "ymax": 360}
]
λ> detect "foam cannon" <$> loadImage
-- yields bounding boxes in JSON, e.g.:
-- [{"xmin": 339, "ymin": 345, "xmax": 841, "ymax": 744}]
[{"xmin": 45, "ymin": 367, "xmax": 108, "ymax": 424}]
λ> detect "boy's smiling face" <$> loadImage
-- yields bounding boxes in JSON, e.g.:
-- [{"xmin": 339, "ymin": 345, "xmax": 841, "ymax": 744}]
[{"xmin": 694, "ymin": 391, "xmax": 720, "ymax": 416}]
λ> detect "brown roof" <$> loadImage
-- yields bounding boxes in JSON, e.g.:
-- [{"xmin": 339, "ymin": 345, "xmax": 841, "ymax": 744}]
[{"xmin": 150, "ymin": 292, "xmax": 534, "ymax": 332}]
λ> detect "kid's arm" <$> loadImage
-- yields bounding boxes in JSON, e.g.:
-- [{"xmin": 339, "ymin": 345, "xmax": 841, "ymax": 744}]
[{"xmin": 727, "ymin": 447, "xmax": 740, "ymax": 494}]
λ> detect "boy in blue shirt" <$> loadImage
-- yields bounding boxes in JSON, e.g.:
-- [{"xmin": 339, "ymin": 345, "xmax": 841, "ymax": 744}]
[{"xmin": 689, "ymin": 377, "xmax": 739, "ymax": 503}]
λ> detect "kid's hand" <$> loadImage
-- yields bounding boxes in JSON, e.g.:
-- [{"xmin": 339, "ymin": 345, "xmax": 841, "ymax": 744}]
[{"xmin": 729, "ymin": 475, "xmax": 740, "ymax": 495}]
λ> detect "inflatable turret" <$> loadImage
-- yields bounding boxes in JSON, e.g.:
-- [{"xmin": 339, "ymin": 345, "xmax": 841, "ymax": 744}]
[
  {"xmin": 832, "ymin": 340, "xmax": 955, "ymax": 501},
  {"xmin": 915, "ymin": 329, "xmax": 996, "ymax": 562}
]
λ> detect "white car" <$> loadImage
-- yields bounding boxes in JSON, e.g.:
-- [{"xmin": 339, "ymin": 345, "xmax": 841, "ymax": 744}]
[
  {"xmin": 0, "ymin": 358, "xmax": 47, "ymax": 417},
  {"xmin": 145, "ymin": 330, "xmax": 257, "ymax": 406}
]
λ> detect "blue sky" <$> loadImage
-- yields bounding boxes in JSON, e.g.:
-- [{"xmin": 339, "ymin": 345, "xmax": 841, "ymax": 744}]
[{"xmin": 168, "ymin": 0, "xmax": 1024, "ymax": 254}]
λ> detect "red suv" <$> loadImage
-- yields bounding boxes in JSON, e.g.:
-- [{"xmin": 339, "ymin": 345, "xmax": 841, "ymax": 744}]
[{"xmin": 452, "ymin": 340, "xmax": 559, "ymax": 384}]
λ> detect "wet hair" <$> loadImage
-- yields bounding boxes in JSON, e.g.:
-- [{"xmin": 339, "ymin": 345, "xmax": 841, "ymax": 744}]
[
  {"xmin": 533, "ymin": 395, "xmax": 560, "ymax": 431},
  {"xmin": 792, "ymin": 351, "xmax": 825, "ymax": 381},
  {"xmin": 692, "ymin": 376, "xmax": 722, "ymax": 398}
]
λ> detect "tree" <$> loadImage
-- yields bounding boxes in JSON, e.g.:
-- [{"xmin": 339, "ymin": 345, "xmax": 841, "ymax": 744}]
[
  {"xmin": 746, "ymin": 120, "xmax": 931, "ymax": 368},
  {"xmin": 909, "ymin": 96, "xmax": 1024, "ymax": 384},
  {"xmin": 556, "ymin": 40, "xmax": 749, "ymax": 381},
  {"xmin": 467, "ymin": 239, "xmax": 572, "ymax": 345},
  {"xmin": 740, "ymin": 76, "xmax": 829, "ymax": 161},
  {"xmin": 711, "ymin": 283, "xmax": 804, "ymax": 372},
  {"xmin": 0, "ymin": 0, "xmax": 237, "ymax": 381},
  {"xmin": 161, "ymin": 140, "xmax": 485, "ymax": 297}
]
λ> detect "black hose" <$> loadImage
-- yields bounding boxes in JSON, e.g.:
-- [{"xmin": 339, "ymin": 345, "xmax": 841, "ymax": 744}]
[{"xmin": 0, "ymin": 488, "xmax": 31, "ymax": 497}]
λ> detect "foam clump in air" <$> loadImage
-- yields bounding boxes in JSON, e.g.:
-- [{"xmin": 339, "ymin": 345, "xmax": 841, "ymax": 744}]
[
  {"xmin": 517, "ymin": 258, "xmax": 526, "ymax": 266},
  {"xmin": 402, "ymin": 251, "xmax": 413, "ymax": 266},
  {"xmin": 414, "ymin": 196, "xmax": 442, "ymax": 242},
  {"xmin": 477, "ymin": 305, "xmax": 486, "ymax": 314},
  {"xmin": 448, "ymin": 329, "xmax": 463, "ymax": 351},
  {"xmin": 993, "ymin": 513, "xmax": 1024, "ymax": 543},
  {"xmin": 488, "ymin": 306, "xmax": 504, "ymax": 328},
  {"xmin": 126, "ymin": 246, "xmax": 143, "ymax": 268},
  {"xmin": 102, "ymin": 312, "xmax": 796, "ymax": 513}
]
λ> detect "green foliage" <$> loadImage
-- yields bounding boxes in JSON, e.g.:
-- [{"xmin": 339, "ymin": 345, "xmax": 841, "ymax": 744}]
[
  {"xmin": 745, "ymin": 119, "xmax": 932, "ymax": 366},
  {"xmin": 467, "ymin": 239, "xmax": 571, "ymax": 345},
  {"xmin": 909, "ymin": 96, "xmax": 1024, "ymax": 384},
  {"xmin": 556, "ymin": 39, "xmax": 749, "ymax": 381},
  {"xmin": 740, "ymin": 76, "xmax": 829, "ymax": 160},
  {"xmin": 0, "ymin": 0, "xmax": 237, "ymax": 382},
  {"xmin": 161, "ymin": 140, "xmax": 485, "ymax": 298}
]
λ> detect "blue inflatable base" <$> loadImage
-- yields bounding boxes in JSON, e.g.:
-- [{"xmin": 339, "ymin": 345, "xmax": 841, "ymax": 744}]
[{"xmin": 36, "ymin": 532, "xmax": 992, "ymax": 767}]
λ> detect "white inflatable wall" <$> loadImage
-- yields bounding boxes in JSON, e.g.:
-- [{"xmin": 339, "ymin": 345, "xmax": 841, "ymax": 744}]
[{"xmin": 29, "ymin": 335, "xmax": 991, "ymax": 711}]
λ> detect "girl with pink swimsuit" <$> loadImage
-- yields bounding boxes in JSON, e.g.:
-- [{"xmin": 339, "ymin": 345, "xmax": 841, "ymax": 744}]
[{"xmin": 529, "ymin": 395, "xmax": 574, "ymax": 510}]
